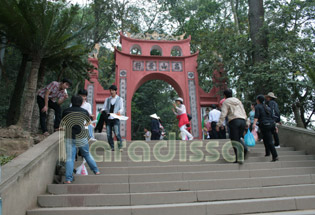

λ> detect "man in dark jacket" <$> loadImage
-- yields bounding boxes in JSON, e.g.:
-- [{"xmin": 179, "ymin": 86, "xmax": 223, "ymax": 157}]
[
  {"xmin": 265, "ymin": 92, "xmax": 280, "ymax": 148},
  {"xmin": 61, "ymin": 95, "xmax": 100, "ymax": 184}
]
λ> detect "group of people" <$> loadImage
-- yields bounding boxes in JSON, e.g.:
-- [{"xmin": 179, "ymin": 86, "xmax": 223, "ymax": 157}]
[
  {"xmin": 202, "ymin": 104, "xmax": 226, "ymax": 139},
  {"xmin": 148, "ymin": 113, "xmax": 166, "ymax": 140},
  {"xmin": 36, "ymin": 79, "xmax": 281, "ymax": 183},
  {"xmin": 145, "ymin": 97, "xmax": 193, "ymax": 141},
  {"xmin": 37, "ymin": 80, "xmax": 124, "ymax": 183},
  {"xmin": 214, "ymin": 89, "xmax": 280, "ymax": 163}
]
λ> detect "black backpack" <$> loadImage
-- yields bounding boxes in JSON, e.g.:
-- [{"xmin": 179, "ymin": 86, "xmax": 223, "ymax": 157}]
[
  {"xmin": 268, "ymin": 100, "xmax": 280, "ymax": 123},
  {"xmin": 187, "ymin": 113, "xmax": 192, "ymax": 121}
]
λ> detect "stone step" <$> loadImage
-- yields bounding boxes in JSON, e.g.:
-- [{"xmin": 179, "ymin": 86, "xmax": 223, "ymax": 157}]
[
  {"xmin": 76, "ymin": 154, "xmax": 315, "ymax": 167},
  {"xmin": 38, "ymin": 184, "xmax": 315, "ymax": 207},
  {"xmin": 48, "ymin": 174, "xmax": 315, "ymax": 195},
  {"xmin": 92, "ymin": 145, "xmax": 294, "ymax": 153},
  {"xmin": 89, "ymin": 149, "xmax": 305, "ymax": 160},
  {"xmin": 81, "ymin": 160, "xmax": 315, "ymax": 175},
  {"xmin": 246, "ymin": 209, "xmax": 315, "ymax": 215},
  {"xmin": 67, "ymin": 167, "xmax": 315, "ymax": 184},
  {"xmin": 27, "ymin": 195, "xmax": 315, "ymax": 215}
]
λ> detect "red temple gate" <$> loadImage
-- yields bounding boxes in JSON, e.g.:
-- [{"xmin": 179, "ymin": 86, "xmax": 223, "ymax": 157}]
[{"xmin": 85, "ymin": 32, "xmax": 225, "ymax": 140}]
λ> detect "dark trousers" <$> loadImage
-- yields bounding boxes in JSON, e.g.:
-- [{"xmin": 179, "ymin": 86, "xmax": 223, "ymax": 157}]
[
  {"xmin": 151, "ymin": 131, "xmax": 160, "ymax": 140},
  {"xmin": 219, "ymin": 126, "xmax": 226, "ymax": 139},
  {"xmin": 271, "ymin": 125, "xmax": 280, "ymax": 146},
  {"xmin": 95, "ymin": 111, "xmax": 108, "ymax": 133},
  {"xmin": 37, "ymin": 95, "xmax": 61, "ymax": 133},
  {"xmin": 229, "ymin": 118, "xmax": 247, "ymax": 162},
  {"xmin": 210, "ymin": 122, "xmax": 219, "ymax": 139},
  {"xmin": 260, "ymin": 123, "xmax": 278, "ymax": 159}
]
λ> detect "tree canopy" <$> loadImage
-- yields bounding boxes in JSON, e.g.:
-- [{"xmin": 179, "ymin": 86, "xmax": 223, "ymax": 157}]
[{"xmin": 0, "ymin": 0, "xmax": 314, "ymax": 132}]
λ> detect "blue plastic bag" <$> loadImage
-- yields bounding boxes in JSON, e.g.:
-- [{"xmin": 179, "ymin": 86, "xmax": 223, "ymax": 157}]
[{"xmin": 244, "ymin": 128, "xmax": 256, "ymax": 147}]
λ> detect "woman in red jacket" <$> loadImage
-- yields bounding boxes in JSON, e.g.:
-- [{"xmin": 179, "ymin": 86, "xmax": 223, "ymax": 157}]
[{"xmin": 172, "ymin": 97, "xmax": 194, "ymax": 140}]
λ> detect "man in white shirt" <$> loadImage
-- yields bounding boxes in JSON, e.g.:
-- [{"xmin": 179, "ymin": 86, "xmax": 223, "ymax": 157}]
[
  {"xmin": 100, "ymin": 85, "xmax": 124, "ymax": 151},
  {"xmin": 209, "ymin": 104, "xmax": 221, "ymax": 139},
  {"xmin": 77, "ymin": 89, "xmax": 96, "ymax": 141}
]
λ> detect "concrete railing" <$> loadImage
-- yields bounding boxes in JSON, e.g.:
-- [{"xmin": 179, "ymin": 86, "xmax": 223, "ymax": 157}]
[
  {"xmin": 278, "ymin": 125, "xmax": 315, "ymax": 155},
  {"xmin": 0, "ymin": 132, "xmax": 60, "ymax": 215}
]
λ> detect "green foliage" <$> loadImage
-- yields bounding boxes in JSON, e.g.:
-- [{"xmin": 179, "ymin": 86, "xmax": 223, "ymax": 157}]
[
  {"xmin": 0, "ymin": 155, "xmax": 15, "ymax": 165},
  {"xmin": 131, "ymin": 80, "xmax": 179, "ymax": 140}
]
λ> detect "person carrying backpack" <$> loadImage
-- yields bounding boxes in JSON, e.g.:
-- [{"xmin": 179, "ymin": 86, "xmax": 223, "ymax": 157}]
[{"xmin": 265, "ymin": 92, "xmax": 280, "ymax": 148}]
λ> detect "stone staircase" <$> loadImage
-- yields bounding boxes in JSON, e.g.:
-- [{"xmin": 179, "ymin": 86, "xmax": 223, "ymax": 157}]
[{"xmin": 27, "ymin": 140, "xmax": 315, "ymax": 215}]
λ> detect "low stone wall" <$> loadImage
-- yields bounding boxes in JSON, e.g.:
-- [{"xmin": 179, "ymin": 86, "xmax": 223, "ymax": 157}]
[
  {"xmin": 278, "ymin": 125, "xmax": 315, "ymax": 155},
  {"xmin": 0, "ymin": 132, "xmax": 60, "ymax": 215}
]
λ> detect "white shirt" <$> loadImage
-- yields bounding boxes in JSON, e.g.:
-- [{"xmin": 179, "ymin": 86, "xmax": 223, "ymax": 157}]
[
  {"xmin": 144, "ymin": 131, "xmax": 151, "ymax": 141},
  {"xmin": 70, "ymin": 101, "xmax": 92, "ymax": 115},
  {"xmin": 209, "ymin": 109, "xmax": 221, "ymax": 123},
  {"xmin": 173, "ymin": 104, "xmax": 186, "ymax": 115},
  {"xmin": 102, "ymin": 95, "xmax": 124, "ymax": 119},
  {"xmin": 81, "ymin": 101, "xmax": 92, "ymax": 115}
]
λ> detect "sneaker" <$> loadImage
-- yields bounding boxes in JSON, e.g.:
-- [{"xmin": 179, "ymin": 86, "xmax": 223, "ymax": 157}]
[
  {"xmin": 89, "ymin": 138, "xmax": 97, "ymax": 143},
  {"xmin": 275, "ymin": 145, "xmax": 280, "ymax": 148},
  {"xmin": 43, "ymin": 132, "xmax": 50, "ymax": 136},
  {"xmin": 119, "ymin": 148, "xmax": 123, "ymax": 152},
  {"xmin": 189, "ymin": 136, "xmax": 194, "ymax": 141}
]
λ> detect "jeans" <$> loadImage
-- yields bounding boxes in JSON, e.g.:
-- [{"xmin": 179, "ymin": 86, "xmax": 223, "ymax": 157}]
[
  {"xmin": 106, "ymin": 119, "xmax": 122, "ymax": 149},
  {"xmin": 229, "ymin": 118, "xmax": 247, "ymax": 162},
  {"xmin": 88, "ymin": 124, "xmax": 94, "ymax": 139},
  {"xmin": 37, "ymin": 95, "xmax": 61, "ymax": 133},
  {"xmin": 260, "ymin": 123, "xmax": 278, "ymax": 159},
  {"xmin": 65, "ymin": 138, "xmax": 99, "ymax": 182}
]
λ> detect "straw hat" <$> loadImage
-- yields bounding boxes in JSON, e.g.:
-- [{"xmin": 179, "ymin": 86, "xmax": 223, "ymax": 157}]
[
  {"xmin": 150, "ymin": 113, "xmax": 160, "ymax": 119},
  {"xmin": 175, "ymin": 97, "xmax": 183, "ymax": 103},
  {"xmin": 266, "ymin": 92, "xmax": 277, "ymax": 99}
]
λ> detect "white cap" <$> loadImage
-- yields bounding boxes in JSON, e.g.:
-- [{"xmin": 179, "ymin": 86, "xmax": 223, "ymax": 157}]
[{"xmin": 175, "ymin": 97, "xmax": 183, "ymax": 103}]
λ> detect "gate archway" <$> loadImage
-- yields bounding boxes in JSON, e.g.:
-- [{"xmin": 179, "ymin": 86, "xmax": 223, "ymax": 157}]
[{"xmin": 85, "ymin": 32, "xmax": 225, "ymax": 140}]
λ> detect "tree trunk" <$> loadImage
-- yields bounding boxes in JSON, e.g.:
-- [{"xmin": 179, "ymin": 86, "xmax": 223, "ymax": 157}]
[
  {"xmin": 6, "ymin": 54, "xmax": 29, "ymax": 126},
  {"xmin": 31, "ymin": 62, "xmax": 46, "ymax": 133},
  {"xmin": 18, "ymin": 55, "xmax": 42, "ymax": 131},
  {"xmin": 248, "ymin": 0, "xmax": 268, "ymax": 64},
  {"xmin": 47, "ymin": 109, "xmax": 55, "ymax": 134},
  {"xmin": 0, "ymin": 36, "xmax": 6, "ymax": 81},
  {"xmin": 230, "ymin": 0, "xmax": 240, "ymax": 35},
  {"xmin": 292, "ymin": 103, "xmax": 305, "ymax": 128}
]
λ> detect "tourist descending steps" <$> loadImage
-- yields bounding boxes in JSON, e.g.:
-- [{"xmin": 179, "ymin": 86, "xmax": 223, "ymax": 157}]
[
  {"xmin": 37, "ymin": 78, "xmax": 72, "ymax": 136},
  {"xmin": 216, "ymin": 89, "xmax": 248, "ymax": 163},
  {"xmin": 61, "ymin": 95, "xmax": 100, "ymax": 184},
  {"xmin": 102, "ymin": 85, "xmax": 124, "ymax": 151},
  {"xmin": 172, "ymin": 97, "xmax": 193, "ymax": 140},
  {"xmin": 253, "ymin": 95, "xmax": 279, "ymax": 162}
]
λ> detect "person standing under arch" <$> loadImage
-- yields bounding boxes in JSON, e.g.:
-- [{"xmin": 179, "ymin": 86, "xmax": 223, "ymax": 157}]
[
  {"xmin": 172, "ymin": 97, "xmax": 193, "ymax": 140},
  {"xmin": 150, "ymin": 113, "xmax": 161, "ymax": 140},
  {"xmin": 101, "ymin": 85, "xmax": 124, "ymax": 151}
]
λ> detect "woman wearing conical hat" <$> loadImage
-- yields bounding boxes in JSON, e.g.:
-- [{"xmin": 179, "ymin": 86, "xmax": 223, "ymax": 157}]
[
  {"xmin": 172, "ymin": 97, "xmax": 194, "ymax": 140},
  {"xmin": 150, "ymin": 113, "xmax": 161, "ymax": 140}
]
